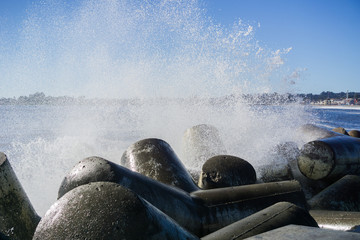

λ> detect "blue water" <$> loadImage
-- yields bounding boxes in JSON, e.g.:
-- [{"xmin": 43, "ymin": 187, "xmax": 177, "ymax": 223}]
[{"xmin": 309, "ymin": 106, "xmax": 360, "ymax": 130}]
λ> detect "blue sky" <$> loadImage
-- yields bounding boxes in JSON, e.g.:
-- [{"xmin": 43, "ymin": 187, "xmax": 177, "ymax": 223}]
[
  {"xmin": 0, "ymin": 0, "xmax": 359, "ymax": 97},
  {"xmin": 208, "ymin": 0, "xmax": 360, "ymax": 94}
]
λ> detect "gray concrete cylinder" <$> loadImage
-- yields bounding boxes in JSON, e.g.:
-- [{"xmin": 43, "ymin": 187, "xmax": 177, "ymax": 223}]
[
  {"xmin": 121, "ymin": 138, "xmax": 198, "ymax": 192},
  {"xmin": 59, "ymin": 157, "xmax": 308, "ymax": 236},
  {"xmin": 58, "ymin": 156, "xmax": 204, "ymax": 236},
  {"xmin": 308, "ymin": 175, "xmax": 360, "ymax": 211},
  {"xmin": 192, "ymin": 180, "xmax": 308, "ymax": 234},
  {"xmin": 35, "ymin": 182, "xmax": 199, "ymax": 240},
  {"xmin": 182, "ymin": 124, "xmax": 227, "ymax": 169},
  {"xmin": 0, "ymin": 152, "xmax": 40, "ymax": 240},
  {"xmin": 244, "ymin": 224, "xmax": 360, "ymax": 240},
  {"xmin": 296, "ymin": 124, "xmax": 341, "ymax": 143},
  {"xmin": 297, "ymin": 135, "xmax": 360, "ymax": 180},
  {"xmin": 199, "ymin": 155, "xmax": 256, "ymax": 189},
  {"xmin": 201, "ymin": 202, "xmax": 318, "ymax": 240},
  {"xmin": 310, "ymin": 210, "xmax": 360, "ymax": 232},
  {"xmin": 288, "ymin": 154, "xmax": 332, "ymax": 200}
]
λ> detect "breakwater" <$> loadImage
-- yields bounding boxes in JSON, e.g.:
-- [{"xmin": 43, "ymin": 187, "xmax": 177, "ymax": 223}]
[{"xmin": 1, "ymin": 123, "xmax": 360, "ymax": 239}]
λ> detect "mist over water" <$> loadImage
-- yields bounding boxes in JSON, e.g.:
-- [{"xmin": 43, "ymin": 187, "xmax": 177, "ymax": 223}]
[{"xmin": 1, "ymin": 0, "xmax": 313, "ymax": 216}]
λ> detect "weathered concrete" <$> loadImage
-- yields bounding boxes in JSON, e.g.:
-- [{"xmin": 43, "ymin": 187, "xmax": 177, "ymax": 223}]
[
  {"xmin": 201, "ymin": 202, "xmax": 318, "ymax": 240},
  {"xmin": 332, "ymin": 127, "xmax": 349, "ymax": 135},
  {"xmin": 308, "ymin": 175, "xmax": 360, "ymax": 211},
  {"xmin": 192, "ymin": 180, "xmax": 306, "ymax": 207},
  {"xmin": 0, "ymin": 232, "xmax": 10, "ymax": 240},
  {"xmin": 310, "ymin": 210, "xmax": 360, "ymax": 232},
  {"xmin": 244, "ymin": 224, "xmax": 360, "ymax": 240},
  {"xmin": 182, "ymin": 124, "xmax": 227, "ymax": 169},
  {"xmin": 121, "ymin": 138, "xmax": 198, "ymax": 192},
  {"xmin": 188, "ymin": 168, "xmax": 201, "ymax": 185},
  {"xmin": 259, "ymin": 163, "xmax": 293, "ymax": 183},
  {"xmin": 58, "ymin": 156, "xmax": 204, "ymax": 236},
  {"xmin": 258, "ymin": 142, "xmax": 298, "ymax": 183},
  {"xmin": 192, "ymin": 180, "xmax": 308, "ymax": 234},
  {"xmin": 273, "ymin": 141, "xmax": 301, "ymax": 160},
  {"xmin": 59, "ymin": 156, "xmax": 308, "ymax": 236},
  {"xmin": 349, "ymin": 130, "xmax": 360, "ymax": 138},
  {"xmin": 199, "ymin": 155, "xmax": 256, "ymax": 189},
  {"xmin": 288, "ymin": 154, "xmax": 332, "ymax": 200},
  {"xmin": 0, "ymin": 152, "xmax": 40, "ymax": 240},
  {"xmin": 35, "ymin": 182, "xmax": 198, "ymax": 240},
  {"xmin": 297, "ymin": 135, "xmax": 360, "ymax": 180},
  {"xmin": 296, "ymin": 124, "xmax": 341, "ymax": 143}
]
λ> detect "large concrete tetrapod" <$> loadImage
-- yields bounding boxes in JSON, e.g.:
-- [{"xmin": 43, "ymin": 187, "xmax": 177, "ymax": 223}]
[
  {"xmin": 201, "ymin": 202, "xmax": 318, "ymax": 240},
  {"xmin": 297, "ymin": 135, "xmax": 360, "ymax": 180},
  {"xmin": 35, "ymin": 182, "xmax": 198, "ymax": 240},
  {"xmin": 296, "ymin": 124, "xmax": 341, "ymax": 142},
  {"xmin": 198, "ymin": 155, "xmax": 256, "ymax": 189},
  {"xmin": 0, "ymin": 152, "xmax": 40, "ymax": 240},
  {"xmin": 244, "ymin": 225, "xmax": 360, "ymax": 240},
  {"xmin": 310, "ymin": 210, "xmax": 360, "ymax": 232},
  {"xmin": 258, "ymin": 142, "xmax": 299, "ymax": 183},
  {"xmin": 58, "ymin": 156, "xmax": 308, "ymax": 236},
  {"xmin": 121, "ymin": 138, "xmax": 198, "ymax": 192},
  {"xmin": 308, "ymin": 175, "xmax": 360, "ymax": 211},
  {"xmin": 182, "ymin": 124, "xmax": 227, "ymax": 169},
  {"xmin": 58, "ymin": 156, "xmax": 204, "ymax": 235},
  {"xmin": 191, "ymin": 180, "xmax": 307, "ymax": 234},
  {"xmin": 349, "ymin": 130, "xmax": 360, "ymax": 138}
]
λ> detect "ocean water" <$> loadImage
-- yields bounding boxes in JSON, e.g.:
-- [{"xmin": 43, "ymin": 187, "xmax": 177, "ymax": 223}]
[{"xmin": 309, "ymin": 106, "xmax": 360, "ymax": 130}]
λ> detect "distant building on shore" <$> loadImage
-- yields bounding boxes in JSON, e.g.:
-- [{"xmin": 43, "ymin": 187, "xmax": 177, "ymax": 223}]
[{"xmin": 313, "ymin": 97, "xmax": 358, "ymax": 106}]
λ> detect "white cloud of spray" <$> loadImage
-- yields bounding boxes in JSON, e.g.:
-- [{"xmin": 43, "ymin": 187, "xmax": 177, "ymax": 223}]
[{"xmin": 1, "ymin": 0, "xmax": 295, "ymax": 98}]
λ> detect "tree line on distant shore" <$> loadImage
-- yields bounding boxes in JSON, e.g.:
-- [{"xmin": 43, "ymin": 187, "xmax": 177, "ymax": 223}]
[
  {"xmin": 298, "ymin": 91, "xmax": 359, "ymax": 102},
  {"xmin": 0, "ymin": 91, "xmax": 359, "ymax": 105}
]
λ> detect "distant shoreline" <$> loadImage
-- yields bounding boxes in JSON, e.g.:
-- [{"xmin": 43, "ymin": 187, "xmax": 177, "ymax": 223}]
[{"xmin": 310, "ymin": 104, "xmax": 360, "ymax": 110}]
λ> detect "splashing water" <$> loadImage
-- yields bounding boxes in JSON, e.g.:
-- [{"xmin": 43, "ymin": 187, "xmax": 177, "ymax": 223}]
[{"xmin": 1, "ymin": 0, "xmax": 313, "ymax": 216}]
